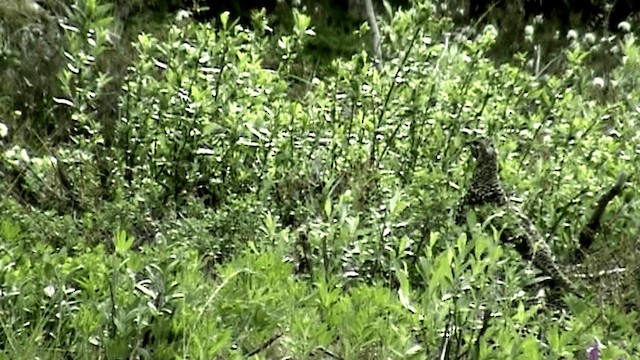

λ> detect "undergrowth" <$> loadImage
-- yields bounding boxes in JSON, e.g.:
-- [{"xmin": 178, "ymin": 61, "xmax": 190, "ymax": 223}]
[{"xmin": 0, "ymin": 0, "xmax": 639, "ymax": 358}]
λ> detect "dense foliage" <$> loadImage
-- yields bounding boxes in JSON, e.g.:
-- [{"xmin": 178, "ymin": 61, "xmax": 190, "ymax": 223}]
[{"xmin": 0, "ymin": 0, "xmax": 639, "ymax": 358}]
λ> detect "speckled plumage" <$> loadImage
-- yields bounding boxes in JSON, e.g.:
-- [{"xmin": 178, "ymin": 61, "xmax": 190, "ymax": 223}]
[{"xmin": 455, "ymin": 137, "xmax": 580, "ymax": 297}]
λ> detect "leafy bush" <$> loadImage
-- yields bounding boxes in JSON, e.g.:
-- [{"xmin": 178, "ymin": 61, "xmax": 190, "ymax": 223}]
[{"xmin": 1, "ymin": 0, "xmax": 639, "ymax": 358}]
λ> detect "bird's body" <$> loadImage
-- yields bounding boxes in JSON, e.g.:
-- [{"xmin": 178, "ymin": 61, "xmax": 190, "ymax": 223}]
[{"xmin": 456, "ymin": 137, "xmax": 581, "ymax": 297}]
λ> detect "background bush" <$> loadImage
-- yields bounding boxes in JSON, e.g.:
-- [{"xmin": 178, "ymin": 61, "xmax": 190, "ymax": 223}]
[{"xmin": 0, "ymin": 0, "xmax": 639, "ymax": 358}]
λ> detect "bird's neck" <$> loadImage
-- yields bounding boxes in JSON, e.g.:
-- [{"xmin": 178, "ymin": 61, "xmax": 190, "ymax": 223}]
[{"xmin": 472, "ymin": 160, "xmax": 500, "ymax": 187}]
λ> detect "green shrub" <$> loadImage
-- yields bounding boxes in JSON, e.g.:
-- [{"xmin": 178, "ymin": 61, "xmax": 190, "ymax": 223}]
[{"xmin": 0, "ymin": 0, "xmax": 639, "ymax": 358}]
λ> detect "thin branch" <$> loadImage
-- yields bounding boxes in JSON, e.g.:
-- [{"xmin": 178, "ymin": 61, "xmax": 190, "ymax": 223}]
[
  {"xmin": 245, "ymin": 332, "xmax": 283, "ymax": 357},
  {"xmin": 313, "ymin": 346, "xmax": 343, "ymax": 360},
  {"xmin": 459, "ymin": 308, "xmax": 492, "ymax": 359},
  {"xmin": 363, "ymin": 0, "xmax": 382, "ymax": 70},
  {"xmin": 574, "ymin": 172, "xmax": 628, "ymax": 262}
]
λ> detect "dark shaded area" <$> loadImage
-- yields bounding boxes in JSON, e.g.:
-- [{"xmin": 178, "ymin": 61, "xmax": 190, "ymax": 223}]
[
  {"xmin": 609, "ymin": 0, "xmax": 640, "ymax": 31},
  {"xmin": 460, "ymin": 0, "xmax": 640, "ymax": 75},
  {"xmin": 168, "ymin": 0, "xmax": 410, "ymax": 27},
  {"xmin": 469, "ymin": 0, "xmax": 638, "ymax": 31},
  {"xmin": 185, "ymin": 0, "xmax": 280, "ymax": 23}
]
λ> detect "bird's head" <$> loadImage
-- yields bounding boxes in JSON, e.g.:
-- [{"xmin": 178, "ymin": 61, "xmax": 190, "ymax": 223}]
[{"xmin": 467, "ymin": 137, "xmax": 497, "ymax": 163}]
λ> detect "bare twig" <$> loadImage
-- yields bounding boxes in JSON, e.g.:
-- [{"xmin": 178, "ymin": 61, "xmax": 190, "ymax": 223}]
[
  {"xmin": 458, "ymin": 308, "xmax": 492, "ymax": 359},
  {"xmin": 245, "ymin": 332, "xmax": 283, "ymax": 357},
  {"xmin": 313, "ymin": 346, "xmax": 343, "ymax": 360}
]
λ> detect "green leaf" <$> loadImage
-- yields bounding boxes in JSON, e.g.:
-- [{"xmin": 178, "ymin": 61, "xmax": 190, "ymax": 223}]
[
  {"xmin": 323, "ymin": 197, "xmax": 332, "ymax": 219},
  {"xmin": 518, "ymin": 336, "xmax": 540, "ymax": 359},
  {"xmin": 0, "ymin": 220, "xmax": 20, "ymax": 241},
  {"xmin": 396, "ymin": 266, "xmax": 416, "ymax": 314},
  {"xmin": 114, "ymin": 228, "xmax": 133, "ymax": 255},
  {"xmin": 388, "ymin": 191, "xmax": 407, "ymax": 218},
  {"xmin": 220, "ymin": 11, "xmax": 230, "ymax": 29}
]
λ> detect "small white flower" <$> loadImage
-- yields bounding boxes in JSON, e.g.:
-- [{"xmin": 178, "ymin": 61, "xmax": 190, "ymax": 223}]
[
  {"xmin": 484, "ymin": 24, "xmax": 497, "ymax": 35},
  {"xmin": 0, "ymin": 122, "xmax": 7, "ymax": 138},
  {"xmin": 44, "ymin": 284, "xmax": 56, "ymax": 298},
  {"xmin": 525, "ymin": 25, "xmax": 534, "ymax": 37},
  {"xmin": 175, "ymin": 9, "xmax": 192, "ymax": 22},
  {"xmin": 27, "ymin": 0, "xmax": 42, "ymax": 13},
  {"xmin": 618, "ymin": 21, "xmax": 631, "ymax": 32},
  {"xmin": 195, "ymin": 148, "xmax": 214, "ymax": 155},
  {"xmin": 482, "ymin": 24, "xmax": 498, "ymax": 40},
  {"xmin": 584, "ymin": 32, "xmax": 596, "ymax": 44},
  {"xmin": 19, "ymin": 148, "xmax": 30, "ymax": 163},
  {"xmin": 566, "ymin": 29, "xmax": 578, "ymax": 40},
  {"xmin": 5, "ymin": 145, "xmax": 19, "ymax": 159},
  {"xmin": 592, "ymin": 77, "xmax": 605, "ymax": 88}
]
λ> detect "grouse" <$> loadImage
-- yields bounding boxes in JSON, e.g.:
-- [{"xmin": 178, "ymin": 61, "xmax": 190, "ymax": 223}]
[{"xmin": 455, "ymin": 137, "xmax": 581, "ymax": 297}]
